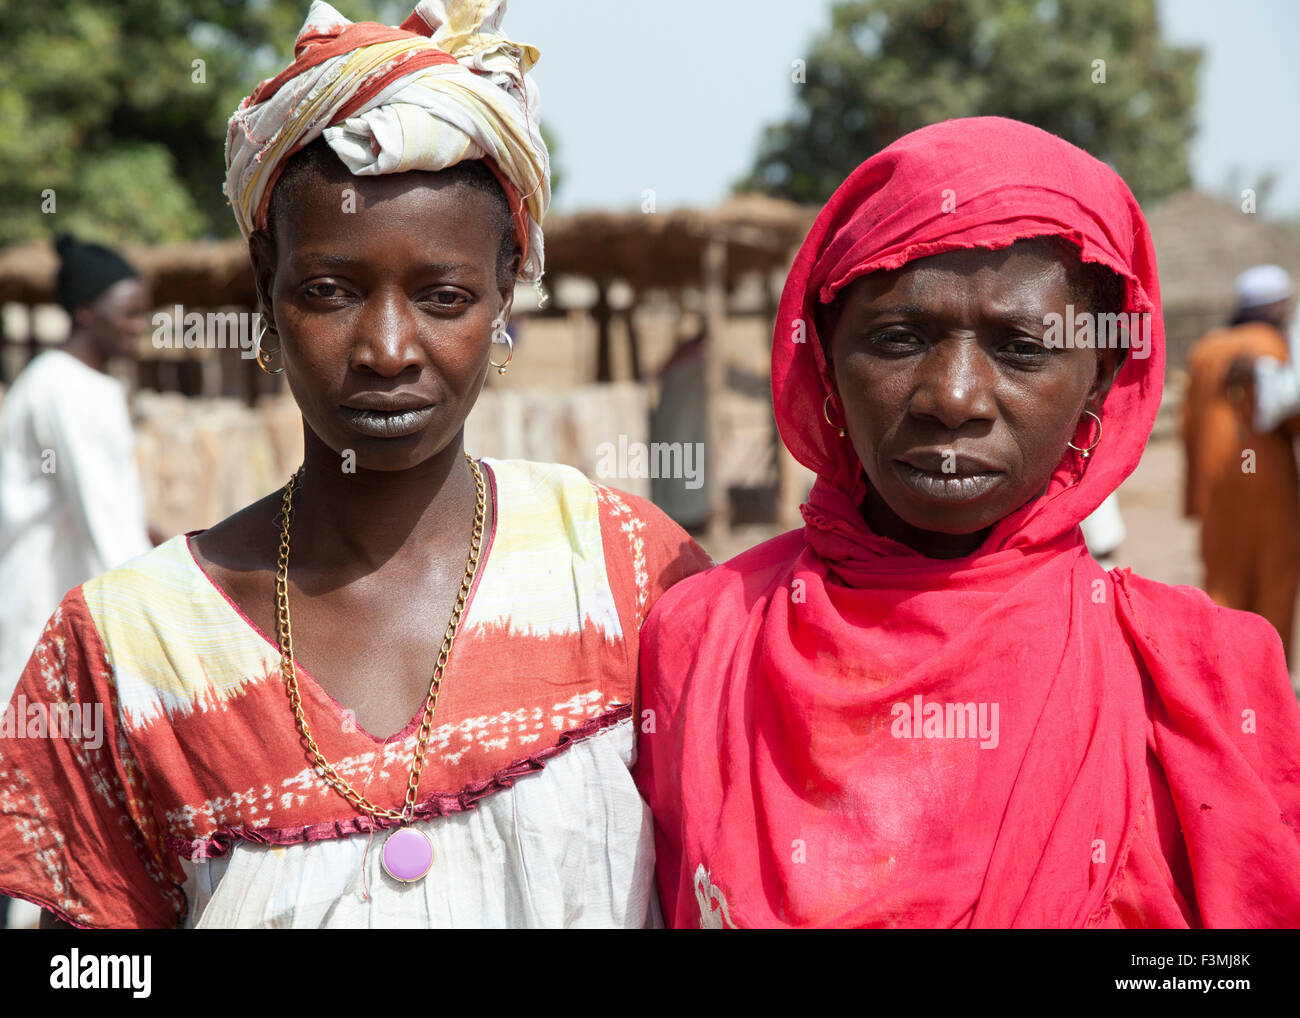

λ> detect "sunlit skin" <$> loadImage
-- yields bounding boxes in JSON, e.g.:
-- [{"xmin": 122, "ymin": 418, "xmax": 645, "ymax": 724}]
[
  {"xmin": 189, "ymin": 165, "xmax": 516, "ymax": 740},
  {"xmin": 64, "ymin": 276, "xmax": 152, "ymax": 372},
  {"xmin": 825, "ymin": 242, "xmax": 1124, "ymax": 559}
]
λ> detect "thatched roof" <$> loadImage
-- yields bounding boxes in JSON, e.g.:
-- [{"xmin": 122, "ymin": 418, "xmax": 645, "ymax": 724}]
[
  {"xmin": 0, "ymin": 194, "xmax": 817, "ymax": 308},
  {"xmin": 543, "ymin": 194, "xmax": 817, "ymax": 291},
  {"xmin": 1145, "ymin": 190, "xmax": 1300, "ymax": 369},
  {"xmin": 1147, "ymin": 190, "xmax": 1300, "ymax": 311},
  {"xmin": 0, "ymin": 239, "xmax": 253, "ymax": 307}
]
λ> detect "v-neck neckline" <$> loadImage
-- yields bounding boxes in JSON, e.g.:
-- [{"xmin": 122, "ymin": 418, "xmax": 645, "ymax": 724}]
[{"xmin": 180, "ymin": 459, "xmax": 500, "ymax": 745}]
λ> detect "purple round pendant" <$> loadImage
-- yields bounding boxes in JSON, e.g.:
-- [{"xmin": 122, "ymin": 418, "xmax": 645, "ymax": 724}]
[{"xmin": 381, "ymin": 827, "xmax": 433, "ymax": 883}]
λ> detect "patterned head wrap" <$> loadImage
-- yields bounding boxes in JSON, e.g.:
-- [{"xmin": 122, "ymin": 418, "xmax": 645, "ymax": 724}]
[{"xmin": 224, "ymin": 0, "xmax": 549, "ymax": 282}]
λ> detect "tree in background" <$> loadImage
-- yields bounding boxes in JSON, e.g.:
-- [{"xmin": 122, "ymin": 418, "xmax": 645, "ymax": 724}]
[
  {"xmin": 0, "ymin": 1, "xmax": 562, "ymax": 245},
  {"xmin": 740, "ymin": 0, "xmax": 1200, "ymax": 207}
]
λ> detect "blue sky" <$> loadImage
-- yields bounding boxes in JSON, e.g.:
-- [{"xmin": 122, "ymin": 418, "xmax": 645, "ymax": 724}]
[{"xmin": 505, "ymin": 0, "xmax": 1300, "ymax": 218}]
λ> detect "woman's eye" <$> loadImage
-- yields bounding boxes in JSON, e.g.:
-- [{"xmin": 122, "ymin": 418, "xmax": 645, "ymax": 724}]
[
  {"xmin": 1003, "ymin": 339, "xmax": 1049, "ymax": 359},
  {"xmin": 304, "ymin": 283, "xmax": 344, "ymax": 299},
  {"xmin": 427, "ymin": 289, "xmax": 467, "ymax": 307},
  {"xmin": 871, "ymin": 329, "xmax": 923, "ymax": 350}
]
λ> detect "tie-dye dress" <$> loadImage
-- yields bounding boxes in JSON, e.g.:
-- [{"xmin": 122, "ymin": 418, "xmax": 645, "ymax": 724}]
[{"xmin": 0, "ymin": 459, "xmax": 711, "ymax": 928}]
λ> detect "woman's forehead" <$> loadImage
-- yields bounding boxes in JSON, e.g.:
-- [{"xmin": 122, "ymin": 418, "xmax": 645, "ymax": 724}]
[
  {"xmin": 277, "ymin": 165, "xmax": 480, "ymax": 224},
  {"xmin": 842, "ymin": 243, "xmax": 1075, "ymax": 306},
  {"xmin": 275, "ymin": 174, "xmax": 500, "ymax": 259}
]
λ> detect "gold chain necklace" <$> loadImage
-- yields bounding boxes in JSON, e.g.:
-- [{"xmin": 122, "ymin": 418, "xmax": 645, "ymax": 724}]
[{"xmin": 273, "ymin": 452, "xmax": 486, "ymax": 882}]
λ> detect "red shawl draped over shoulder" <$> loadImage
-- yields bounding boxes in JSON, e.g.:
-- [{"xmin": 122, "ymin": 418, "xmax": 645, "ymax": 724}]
[{"xmin": 634, "ymin": 117, "xmax": 1300, "ymax": 928}]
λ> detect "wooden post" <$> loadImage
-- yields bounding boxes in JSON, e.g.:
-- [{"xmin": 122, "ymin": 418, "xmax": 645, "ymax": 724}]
[
  {"xmin": 624, "ymin": 297, "xmax": 643, "ymax": 382},
  {"xmin": 593, "ymin": 280, "xmax": 613, "ymax": 382},
  {"xmin": 703, "ymin": 237, "xmax": 728, "ymax": 552}
]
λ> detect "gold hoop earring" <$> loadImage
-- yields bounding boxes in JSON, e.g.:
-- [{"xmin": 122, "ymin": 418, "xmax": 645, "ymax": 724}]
[
  {"xmin": 1067, "ymin": 409, "xmax": 1103, "ymax": 460},
  {"xmin": 823, "ymin": 394, "xmax": 846, "ymax": 438},
  {"xmin": 490, "ymin": 322, "xmax": 513, "ymax": 375},
  {"xmin": 254, "ymin": 318, "xmax": 283, "ymax": 375}
]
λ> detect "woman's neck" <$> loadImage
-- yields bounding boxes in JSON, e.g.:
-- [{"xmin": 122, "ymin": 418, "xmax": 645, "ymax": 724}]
[
  {"xmin": 862, "ymin": 486, "xmax": 991, "ymax": 560},
  {"xmin": 286, "ymin": 427, "xmax": 482, "ymax": 574}
]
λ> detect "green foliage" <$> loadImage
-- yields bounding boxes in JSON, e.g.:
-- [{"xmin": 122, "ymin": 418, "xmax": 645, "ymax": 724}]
[
  {"xmin": 541, "ymin": 122, "xmax": 563, "ymax": 203},
  {"xmin": 0, "ymin": 1, "xmax": 410, "ymax": 245},
  {"xmin": 57, "ymin": 145, "xmax": 206, "ymax": 245},
  {"xmin": 740, "ymin": 0, "xmax": 1201, "ymax": 207}
]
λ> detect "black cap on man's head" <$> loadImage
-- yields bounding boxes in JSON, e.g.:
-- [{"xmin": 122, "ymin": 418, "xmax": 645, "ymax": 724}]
[{"xmin": 54, "ymin": 234, "xmax": 139, "ymax": 313}]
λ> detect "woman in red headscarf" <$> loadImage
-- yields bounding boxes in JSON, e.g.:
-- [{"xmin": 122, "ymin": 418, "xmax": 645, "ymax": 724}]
[{"xmin": 634, "ymin": 116, "xmax": 1300, "ymax": 928}]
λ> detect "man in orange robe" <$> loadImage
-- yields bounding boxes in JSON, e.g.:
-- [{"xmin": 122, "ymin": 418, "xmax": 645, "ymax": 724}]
[{"xmin": 1182, "ymin": 265, "xmax": 1298, "ymax": 662}]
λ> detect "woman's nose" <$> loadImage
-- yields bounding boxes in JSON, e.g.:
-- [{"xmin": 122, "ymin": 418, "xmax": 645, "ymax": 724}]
[
  {"xmin": 909, "ymin": 337, "xmax": 997, "ymax": 430},
  {"xmin": 349, "ymin": 290, "xmax": 422, "ymax": 376}
]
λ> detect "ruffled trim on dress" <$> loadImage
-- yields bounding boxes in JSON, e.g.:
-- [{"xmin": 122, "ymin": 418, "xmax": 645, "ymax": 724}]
[{"xmin": 166, "ymin": 704, "xmax": 633, "ymax": 861}]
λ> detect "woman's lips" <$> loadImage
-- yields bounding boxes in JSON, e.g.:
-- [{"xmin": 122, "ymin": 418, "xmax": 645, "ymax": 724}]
[
  {"xmin": 893, "ymin": 458, "xmax": 1004, "ymax": 502},
  {"xmin": 338, "ymin": 404, "xmax": 435, "ymax": 438}
]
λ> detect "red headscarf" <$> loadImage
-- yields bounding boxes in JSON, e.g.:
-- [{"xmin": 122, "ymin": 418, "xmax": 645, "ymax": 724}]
[{"xmin": 634, "ymin": 117, "xmax": 1300, "ymax": 928}]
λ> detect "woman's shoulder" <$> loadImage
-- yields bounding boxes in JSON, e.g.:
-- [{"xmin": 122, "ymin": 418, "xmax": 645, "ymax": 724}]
[
  {"xmin": 1110, "ymin": 568, "xmax": 1300, "ymax": 911},
  {"xmin": 485, "ymin": 457, "xmax": 714, "ymax": 616},
  {"xmin": 72, "ymin": 534, "xmax": 218, "ymax": 652},
  {"xmin": 1112, "ymin": 568, "xmax": 1282, "ymax": 654},
  {"xmin": 80, "ymin": 533, "xmax": 207, "ymax": 607},
  {"xmin": 483, "ymin": 456, "xmax": 658, "ymax": 549},
  {"xmin": 14, "ymin": 532, "xmax": 243, "ymax": 728},
  {"xmin": 486, "ymin": 456, "xmax": 682, "ymax": 528},
  {"xmin": 1111, "ymin": 568, "xmax": 1295, "ymax": 706},
  {"xmin": 74, "ymin": 530, "xmax": 271, "ymax": 696},
  {"xmin": 16, "ymin": 533, "xmax": 212, "ymax": 671},
  {"xmin": 483, "ymin": 456, "xmax": 647, "ymax": 536},
  {"xmin": 643, "ymin": 528, "xmax": 806, "ymax": 638}
]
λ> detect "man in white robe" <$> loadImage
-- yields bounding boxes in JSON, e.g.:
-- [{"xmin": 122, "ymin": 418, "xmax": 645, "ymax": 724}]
[
  {"xmin": 0, "ymin": 236, "xmax": 153, "ymax": 706},
  {"xmin": 0, "ymin": 235, "xmax": 155, "ymax": 929}
]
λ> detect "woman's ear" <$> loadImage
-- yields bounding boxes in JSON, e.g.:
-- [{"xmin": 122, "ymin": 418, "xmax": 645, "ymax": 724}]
[
  {"xmin": 822, "ymin": 330, "xmax": 839, "ymax": 393},
  {"xmin": 499, "ymin": 250, "xmax": 521, "ymax": 311},
  {"xmin": 249, "ymin": 231, "xmax": 278, "ymax": 328},
  {"xmin": 499, "ymin": 282, "xmax": 516, "ymax": 323},
  {"xmin": 1088, "ymin": 345, "xmax": 1126, "ymax": 411}
]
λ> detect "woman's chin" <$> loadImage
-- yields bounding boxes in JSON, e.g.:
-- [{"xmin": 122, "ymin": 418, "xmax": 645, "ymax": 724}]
[
  {"xmin": 305, "ymin": 420, "xmax": 464, "ymax": 474},
  {"xmin": 869, "ymin": 481, "xmax": 1021, "ymax": 539}
]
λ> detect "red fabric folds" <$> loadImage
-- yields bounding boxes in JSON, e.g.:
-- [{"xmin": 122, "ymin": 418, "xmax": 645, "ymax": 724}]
[{"xmin": 634, "ymin": 116, "xmax": 1300, "ymax": 928}]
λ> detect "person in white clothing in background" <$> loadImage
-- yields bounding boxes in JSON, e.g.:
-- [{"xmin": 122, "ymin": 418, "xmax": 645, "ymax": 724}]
[
  {"xmin": 0, "ymin": 234, "xmax": 155, "ymax": 699},
  {"xmin": 1228, "ymin": 266, "xmax": 1300, "ymax": 433},
  {"xmin": 0, "ymin": 238, "xmax": 155, "ymax": 687},
  {"xmin": 0, "ymin": 234, "xmax": 155, "ymax": 927}
]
